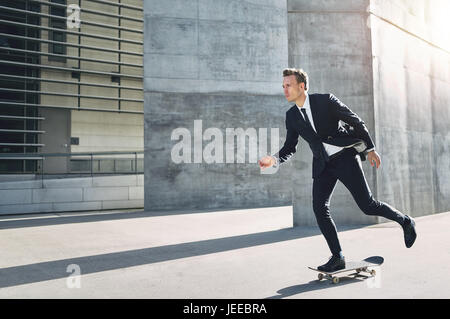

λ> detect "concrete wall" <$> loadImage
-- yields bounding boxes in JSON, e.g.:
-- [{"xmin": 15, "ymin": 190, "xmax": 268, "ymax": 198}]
[
  {"xmin": 285, "ymin": 0, "xmax": 450, "ymax": 225},
  {"xmin": 369, "ymin": 0, "xmax": 450, "ymax": 219},
  {"xmin": 0, "ymin": 175, "xmax": 143, "ymax": 215},
  {"xmin": 144, "ymin": 0, "xmax": 294, "ymax": 211},
  {"xmin": 143, "ymin": 0, "xmax": 450, "ymax": 224}
]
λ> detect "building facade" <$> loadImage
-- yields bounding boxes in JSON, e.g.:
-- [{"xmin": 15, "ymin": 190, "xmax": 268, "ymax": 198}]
[{"xmin": 0, "ymin": 0, "xmax": 143, "ymax": 176}]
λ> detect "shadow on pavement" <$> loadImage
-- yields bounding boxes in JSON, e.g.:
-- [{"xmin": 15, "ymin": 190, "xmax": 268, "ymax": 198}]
[
  {"xmin": 266, "ymin": 274, "xmax": 371, "ymax": 299},
  {"xmin": 0, "ymin": 206, "xmax": 290, "ymax": 230},
  {"xmin": 0, "ymin": 227, "xmax": 324, "ymax": 288},
  {"xmin": 0, "ymin": 210, "xmax": 146, "ymax": 230}
]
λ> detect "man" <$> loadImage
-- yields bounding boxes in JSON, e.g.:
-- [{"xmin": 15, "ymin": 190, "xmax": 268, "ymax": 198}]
[{"xmin": 259, "ymin": 68, "xmax": 417, "ymax": 272}]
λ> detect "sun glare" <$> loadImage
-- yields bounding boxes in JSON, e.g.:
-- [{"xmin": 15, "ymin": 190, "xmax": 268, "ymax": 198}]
[{"xmin": 427, "ymin": 0, "xmax": 450, "ymax": 50}]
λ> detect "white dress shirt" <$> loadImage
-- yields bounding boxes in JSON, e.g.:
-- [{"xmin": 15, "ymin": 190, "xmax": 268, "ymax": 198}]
[{"xmin": 297, "ymin": 93, "xmax": 343, "ymax": 157}]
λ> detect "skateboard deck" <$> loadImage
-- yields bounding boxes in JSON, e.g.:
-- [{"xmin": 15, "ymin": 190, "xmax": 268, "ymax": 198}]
[{"xmin": 308, "ymin": 256, "xmax": 384, "ymax": 284}]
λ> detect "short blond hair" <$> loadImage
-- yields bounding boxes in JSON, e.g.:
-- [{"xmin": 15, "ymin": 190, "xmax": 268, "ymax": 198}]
[{"xmin": 283, "ymin": 68, "xmax": 308, "ymax": 91}]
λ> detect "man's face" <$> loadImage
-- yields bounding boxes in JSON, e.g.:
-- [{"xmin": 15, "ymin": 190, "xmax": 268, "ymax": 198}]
[{"xmin": 282, "ymin": 75, "xmax": 304, "ymax": 102}]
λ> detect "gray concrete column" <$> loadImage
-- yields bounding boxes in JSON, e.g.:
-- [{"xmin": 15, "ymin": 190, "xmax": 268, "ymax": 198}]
[
  {"xmin": 287, "ymin": 0, "xmax": 376, "ymax": 225},
  {"xmin": 144, "ymin": 0, "xmax": 293, "ymax": 211},
  {"xmin": 287, "ymin": 0, "xmax": 450, "ymax": 225}
]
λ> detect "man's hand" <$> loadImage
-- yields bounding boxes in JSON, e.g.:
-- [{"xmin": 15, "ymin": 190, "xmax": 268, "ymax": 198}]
[
  {"xmin": 258, "ymin": 155, "xmax": 276, "ymax": 170},
  {"xmin": 367, "ymin": 150, "xmax": 381, "ymax": 169}
]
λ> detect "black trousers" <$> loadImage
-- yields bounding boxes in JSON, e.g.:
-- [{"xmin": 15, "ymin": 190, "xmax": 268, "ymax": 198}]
[{"xmin": 312, "ymin": 148, "xmax": 406, "ymax": 256}]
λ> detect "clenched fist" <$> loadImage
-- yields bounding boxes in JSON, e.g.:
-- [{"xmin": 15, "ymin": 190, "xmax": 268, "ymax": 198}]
[{"xmin": 258, "ymin": 156, "xmax": 276, "ymax": 169}]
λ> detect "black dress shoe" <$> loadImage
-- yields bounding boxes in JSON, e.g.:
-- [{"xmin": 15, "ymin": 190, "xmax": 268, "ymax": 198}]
[
  {"xmin": 402, "ymin": 215, "xmax": 417, "ymax": 248},
  {"xmin": 317, "ymin": 256, "xmax": 346, "ymax": 272}
]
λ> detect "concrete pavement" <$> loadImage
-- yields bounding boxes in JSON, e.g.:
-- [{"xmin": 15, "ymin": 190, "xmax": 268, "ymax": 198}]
[{"xmin": 0, "ymin": 206, "xmax": 448, "ymax": 298}]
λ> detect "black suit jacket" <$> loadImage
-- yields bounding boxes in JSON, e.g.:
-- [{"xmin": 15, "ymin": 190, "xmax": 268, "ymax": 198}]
[{"xmin": 274, "ymin": 93, "xmax": 375, "ymax": 178}]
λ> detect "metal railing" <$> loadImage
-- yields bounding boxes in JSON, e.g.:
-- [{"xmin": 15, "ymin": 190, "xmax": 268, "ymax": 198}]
[
  {"xmin": 0, "ymin": 5, "xmax": 143, "ymax": 33},
  {"xmin": 0, "ymin": 0, "xmax": 144, "ymax": 116},
  {"xmin": 0, "ymin": 32, "xmax": 143, "ymax": 57},
  {"xmin": 0, "ymin": 46, "xmax": 142, "ymax": 68},
  {"xmin": 0, "ymin": 151, "xmax": 144, "ymax": 178},
  {"xmin": 0, "ymin": 74, "xmax": 143, "ymax": 91},
  {"xmin": 28, "ymin": 0, "xmax": 144, "ymax": 22}
]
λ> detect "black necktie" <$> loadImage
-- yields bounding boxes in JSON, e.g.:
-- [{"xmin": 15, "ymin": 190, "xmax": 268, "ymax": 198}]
[
  {"xmin": 300, "ymin": 108, "xmax": 313, "ymax": 130},
  {"xmin": 301, "ymin": 107, "xmax": 329, "ymax": 161}
]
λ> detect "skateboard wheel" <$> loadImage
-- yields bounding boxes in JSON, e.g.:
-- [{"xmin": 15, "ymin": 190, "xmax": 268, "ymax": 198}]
[
  {"xmin": 318, "ymin": 273, "xmax": 324, "ymax": 281},
  {"xmin": 332, "ymin": 277, "xmax": 339, "ymax": 284},
  {"xmin": 370, "ymin": 269, "xmax": 376, "ymax": 276},
  {"xmin": 356, "ymin": 268, "xmax": 361, "ymax": 273}
]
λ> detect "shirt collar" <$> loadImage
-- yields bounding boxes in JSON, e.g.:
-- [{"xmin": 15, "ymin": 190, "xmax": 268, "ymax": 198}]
[{"xmin": 296, "ymin": 93, "xmax": 310, "ymax": 111}]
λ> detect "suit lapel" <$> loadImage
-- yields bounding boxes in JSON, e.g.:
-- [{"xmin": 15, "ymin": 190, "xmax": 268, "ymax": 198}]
[{"xmin": 308, "ymin": 94, "xmax": 321, "ymax": 135}]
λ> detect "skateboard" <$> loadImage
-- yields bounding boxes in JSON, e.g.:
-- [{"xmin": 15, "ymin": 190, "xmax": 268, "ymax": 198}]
[{"xmin": 308, "ymin": 256, "xmax": 384, "ymax": 284}]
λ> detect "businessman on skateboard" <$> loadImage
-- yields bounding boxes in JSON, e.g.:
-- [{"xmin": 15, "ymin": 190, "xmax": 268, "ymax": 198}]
[{"xmin": 259, "ymin": 68, "xmax": 417, "ymax": 272}]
